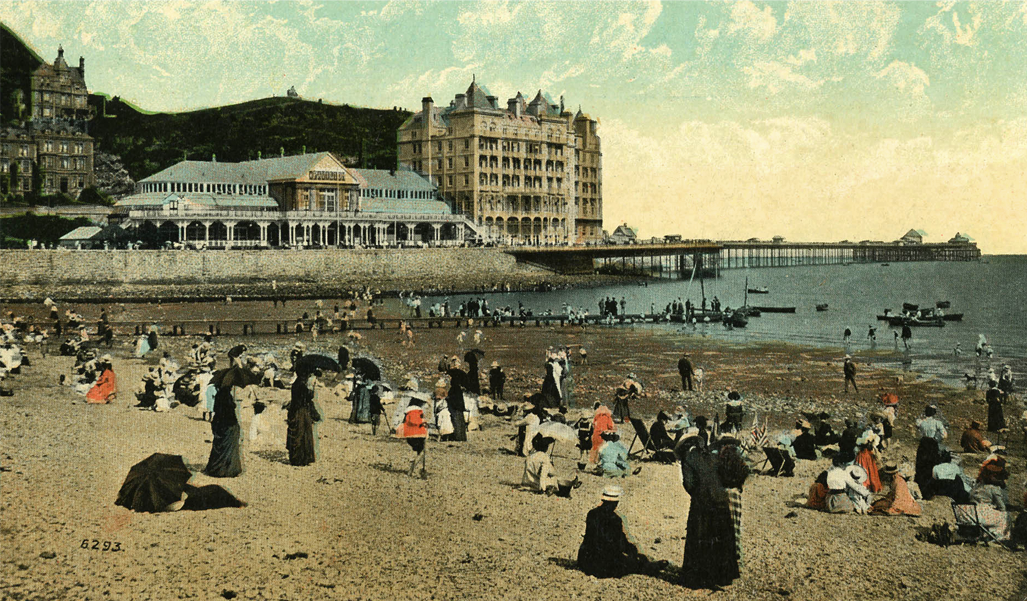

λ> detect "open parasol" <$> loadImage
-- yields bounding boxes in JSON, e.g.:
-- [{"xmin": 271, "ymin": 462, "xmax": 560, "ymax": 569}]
[
  {"xmin": 115, "ymin": 453, "xmax": 193, "ymax": 513},
  {"xmin": 351, "ymin": 357, "xmax": 382, "ymax": 382},
  {"xmin": 211, "ymin": 365, "xmax": 262, "ymax": 389},
  {"xmin": 294, "ymin": 354, "xmax": 341, "ymax": 377}
]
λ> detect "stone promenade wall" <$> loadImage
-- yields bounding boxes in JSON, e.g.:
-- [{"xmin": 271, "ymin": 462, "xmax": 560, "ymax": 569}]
[{"xmin": 0, "ymin": 248, "xmax": 539, "ymax": 287}]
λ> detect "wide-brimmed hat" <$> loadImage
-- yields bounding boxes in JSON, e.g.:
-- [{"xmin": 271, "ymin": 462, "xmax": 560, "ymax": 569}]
[
  {"xmin": 727, "ymin": 391, "xmax": 742, "ymax": 401},
  {"xmin": 600, "ymin": 485, "xmax": 623, "ymax": 502},
  {"xmin": 292, "ymin": 342, "xmax": 306, "ymax": 350},
  {"xmin": 403, "ymin": 377, "xmax": 419, "ymax": 391},
  {"xmin": 491, "ymin": 361, "xmax": 499, "ymax": 368},
  {"xmin": 990, "ymin": 446, "xmax": 1007, "ymax": 455},
  {"xmin": 882, "ymin": 463, "xmax": 899, "ymax": 475},
  {"xmin": 845, "ymin": 464, "xmax": 868, "ymax": 483}
]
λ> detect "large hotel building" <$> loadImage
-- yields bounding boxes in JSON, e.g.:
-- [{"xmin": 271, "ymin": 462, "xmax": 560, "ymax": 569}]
[{"xmin": 397, "ymin": 79, "xmax": 603, "ymax": 244}]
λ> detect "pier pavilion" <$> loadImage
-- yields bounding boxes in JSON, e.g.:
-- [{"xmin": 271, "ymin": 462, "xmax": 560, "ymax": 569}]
[{"xmin": 111, "ymin": 153, "xmax": 480, "ymax": 248}]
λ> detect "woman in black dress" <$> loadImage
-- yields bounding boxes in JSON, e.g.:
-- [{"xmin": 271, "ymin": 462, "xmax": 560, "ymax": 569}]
[
  {"xmin": 287, "ymin": 371, "xmax": 322, "ymax": 466},
  {"xmin": 204, "ymin": 385, "xmax": 242, "ymax": 477},
  {"xmin": 541, "ymin": 361, "xmax": 561, "ymax": 409},
  {"xmin": 675, "ymin": 433, "xmax": 742, "ymax": 590},
  {"xmin": 445, "ymin": 359, "xmax": 468, "ymax": 442}
]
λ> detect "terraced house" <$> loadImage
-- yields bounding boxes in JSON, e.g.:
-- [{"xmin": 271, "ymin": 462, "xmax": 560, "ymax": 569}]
[{"xmin": 396, "ymin": 78, "xmax": 603, "ymax": 245}]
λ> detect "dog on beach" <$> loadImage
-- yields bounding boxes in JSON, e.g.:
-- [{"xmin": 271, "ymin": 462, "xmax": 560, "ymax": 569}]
[{"xmin": 693, "ymin": 368, "xmax": 705, "ymax": 392}]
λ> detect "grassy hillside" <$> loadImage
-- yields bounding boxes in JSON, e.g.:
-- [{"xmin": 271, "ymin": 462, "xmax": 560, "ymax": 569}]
[
  {"xmin": 1, "ymin": 23, "xmax": 410, "ymax": 181},
  {"xmin": 88, "ymin": 94, "xmax": 411, "ymax": 179},
  {"xmin": 0, "ymin": 23, "xmax": 44, "ymax": 123}
]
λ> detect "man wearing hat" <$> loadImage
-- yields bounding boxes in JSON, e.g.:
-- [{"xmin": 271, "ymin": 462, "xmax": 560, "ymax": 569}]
[
  {"xmin": 577, "ymin": 486, "xmax": 664, "ymax": 578},
  {"xmin": 488, "ymin": 360, "xmax": 506, "ymax": 401},
  {"xmin": 976, "ymin": 446, "xmax": 1010, "ymax": 511},
  {"xmin": 678, "ymin": 353, "xmax": 695, "ymax": 391},
  {"xmin": 843, "ymin": 355, "xmax": 858, "ymax": 393},
  {"xmin": 791, "ymin": 421, "xmax": 817, "ymax": 460}
]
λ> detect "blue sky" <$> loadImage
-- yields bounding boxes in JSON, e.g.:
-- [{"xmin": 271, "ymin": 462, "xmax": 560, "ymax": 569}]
[{"xmin": 4, "ymin": 1, "xmax": 1027, "ymax": 252}]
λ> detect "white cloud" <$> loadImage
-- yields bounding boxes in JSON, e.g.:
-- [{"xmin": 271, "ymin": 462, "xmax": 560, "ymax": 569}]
[
  {"xmin": 875, "ymin": 60, "xmax": 930, "ymax": 95},
  {"xmin": 727, "ymin": 0, "xmax": 777, "ymax": 43},
  {"xmin": 743, "ymin": 61, "xmax": 823, "ymax": 94}
]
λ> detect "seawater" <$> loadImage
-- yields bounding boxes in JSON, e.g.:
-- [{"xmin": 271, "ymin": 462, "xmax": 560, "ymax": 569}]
[{"xmin": 425, "ymin": 255, "xmax": 1027, "ymax": 387}]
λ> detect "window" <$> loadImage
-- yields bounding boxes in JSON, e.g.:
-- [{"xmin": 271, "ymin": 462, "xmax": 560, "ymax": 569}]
[
  {"xmin": 463, "ymin": 176, "xmax": 469, "ymax": 185},
  {"xmin": 447, "ymin": 158, "xmax": 453, "ymax": 169},
  {"xmin": 464, "ymin": 139, "xmax": 469, "ymax": 149},
  {"xmin": 463, "ymin": 157, "xmax": 469, "ymax": 167},
  {"xmin": 61, "ymin": 157, "xmax": 70, "ymax": 169},
  {"xmin": 447, "ymin": 176, "xmax": 453, "ymax": 186}
]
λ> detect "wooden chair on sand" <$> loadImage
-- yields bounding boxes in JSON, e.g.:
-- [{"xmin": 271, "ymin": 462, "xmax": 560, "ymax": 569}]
[{"xmin": 626, "ymin": 418, "xmax": 656, "ymax": 460}]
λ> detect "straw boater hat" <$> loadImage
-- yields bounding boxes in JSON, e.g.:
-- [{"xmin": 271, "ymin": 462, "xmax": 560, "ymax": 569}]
[
  {"xmin": 491, "ymin": 360, "xmax": 499, "ymax": 368},
  {"xmin": 292, "ymin": 342, "xmax": 306, "ymax": 351},
  {"xmin": 600, "ymin": 485, "xmax": 623, "ymax": 502},
  {"xmin": 882, "ymin": 463, "xmax": 899, "ymax": 475}
]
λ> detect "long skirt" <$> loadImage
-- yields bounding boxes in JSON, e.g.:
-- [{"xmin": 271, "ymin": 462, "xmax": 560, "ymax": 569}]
[
  {"xmin": 681, "ymin": 497, "xmax": 740, "ymax": 589},
  {"xmin": 448, "ymin": 409, "xmax": 467, "ymax": 442},
  {"xmin": 914, "ymin": 438, "xmax": 941, "ymax": 498},
  {"xmin": 287, "ymin": 408, "xmax": 317, "ymax": 466},
  {"xmin": 349, "ymin": 388, "xmax": 371, "ymax": 423},
  {"xmin": 205, "ymin": 424, "xmax": 242, "ymax": 477},
  {"xmin": 987, "ymin": 401, "xmax": 1006, "ymax": 432},
  {"xmin": 612, "ymin": 398, "xmax": 631, "ymax": 424}
]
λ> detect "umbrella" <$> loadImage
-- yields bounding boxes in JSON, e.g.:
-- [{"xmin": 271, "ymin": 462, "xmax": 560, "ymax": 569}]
[
  {"xmin": 115, "ymin": 453, "xmax": 193, "ymax": 513},
  {"xmin": 211, "ymin": 365, "xmax": 262, "ymax": 389},
  {"xmin": 294, "ymin": 354, "xmax": 341, "ymax": 376},
  {"xmin": 539, "ymin": 421, "xmax": 578, "ymax": 444},
  {"xmin": 352, "ymin": 357, "xmax": 382, "ymax": 381},
  {"xmin": 464, "ymin": 349, "xmax": 486, "ymax": 363},
  {"xmin": 181, "ymin": 484, "xmax": 246, "ymax": 511}
]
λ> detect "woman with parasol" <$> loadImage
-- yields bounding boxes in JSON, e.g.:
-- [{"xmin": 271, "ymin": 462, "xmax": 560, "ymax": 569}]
[
  {"xmin": 287, "ymin": 368, "xmax": 323, "ymax": 466},
  {"xmin": 204, "ymin": 363, "xmax": 261, "ymax": 477}
]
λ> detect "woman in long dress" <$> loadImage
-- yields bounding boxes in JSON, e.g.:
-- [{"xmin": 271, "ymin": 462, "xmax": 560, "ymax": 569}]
[
  {"xmin": 540, "ymin": 361, "xmax": 562, "ymax": 409},
  {"xmin": 287, "ymin": 371, "xmax": 322, "ymax": 466},
  {"xmin": 349, "ymin": 376, "xmax": 373, "ymax": 424},
  {"xmin": 676, "ymin": 433, "xmax": 742, "ymax": 590},
  {"xmin": 204, "ymin": 385, "xmax": 243, "ymax": 477},
  {"xmin": 445, "ymin": 365, "xmax": 468, "ymax": 442}
]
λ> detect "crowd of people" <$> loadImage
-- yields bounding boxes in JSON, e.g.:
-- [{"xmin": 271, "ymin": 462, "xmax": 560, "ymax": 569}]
[{"xmin": 3, "ymin": 294, "xmax": 1025, "ymax": 594}]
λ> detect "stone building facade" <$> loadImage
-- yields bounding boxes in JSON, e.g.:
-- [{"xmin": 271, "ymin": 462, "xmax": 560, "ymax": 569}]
[
  {"xmin": 396, "ymin": 79, "xmax": 603, "ymax": 245},
  {"xmin": 0, "ymin": 45, "xmax": 95, "ymax": 197}
]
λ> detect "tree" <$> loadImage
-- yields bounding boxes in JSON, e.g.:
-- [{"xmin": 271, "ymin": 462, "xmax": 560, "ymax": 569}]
[
  {"xmin": 9, "ymin": 160, "xmax": 20, "ymax": 195},
  {"xmin": 30, "ymin": 159, "xmax": 44, "ymax": 203}
]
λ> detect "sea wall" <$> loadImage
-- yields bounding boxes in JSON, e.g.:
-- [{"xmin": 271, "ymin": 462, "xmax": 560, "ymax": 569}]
[{"xmin": 0, "ymin": 248, "xmax": 542, "ymax": 288}]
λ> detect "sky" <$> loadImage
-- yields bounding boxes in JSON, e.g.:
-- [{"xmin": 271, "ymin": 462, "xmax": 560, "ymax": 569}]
[{"xmin": 3, "ymin": 1, "xmax": 1027, "ymax": 253}]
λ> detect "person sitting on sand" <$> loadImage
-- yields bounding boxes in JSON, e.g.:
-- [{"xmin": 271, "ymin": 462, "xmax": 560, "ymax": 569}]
[
  {"xmin": 960, "ymin": 420, "xmax": 992, "ymax": 453},
  {"xmin": 649, "ymin": 411, "xmax": 676, "ymax": 453},
  {"xmin": 804, "ymin": 471, "xmax": 830, "ymax": 511},
  {"xmin": 597, "ymin": 431, "xmax": 632, "ymax": 478},
  {"xmin": 976, "ymin": 447, "xmax": 1010, "ymax": 511},
  {"xmin": 577, "ymin": 486, "xmax": 666, "ymax": 579},
  {"xmin": 791, "ymin": 421, "xmax": 818, "ymax": 460},
  {"xmin": 854, "ymin": 432, "xmax": 883, "ymax": 493},
  {"xmin": 929, "ymin": 451, "xmax": 972, "ymax": 503},
  {"xmin": 522, "ymin": 434, "xmax": 558, "ymax": 494},
  {"xmin": 814, "ymin": 412, "xmax": 839, "ymax": 446},
  {"xmin": 871, "ymin": 464, "xmax": 921, "ymax": 516},
  {"xmin": 86, "ymin": 355, "xmax": 117, "ymax": 404}
]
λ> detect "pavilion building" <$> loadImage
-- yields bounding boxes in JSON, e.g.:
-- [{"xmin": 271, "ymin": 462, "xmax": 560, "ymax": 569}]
[{"xmin": 112, "ymin": 152, "xmax": 478, "ymax": 248}]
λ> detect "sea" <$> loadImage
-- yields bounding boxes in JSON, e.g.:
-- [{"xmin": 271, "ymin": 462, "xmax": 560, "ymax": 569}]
[{"xmin": 424, "ymin": 255, "xmax": 1027, "ymax": 389}]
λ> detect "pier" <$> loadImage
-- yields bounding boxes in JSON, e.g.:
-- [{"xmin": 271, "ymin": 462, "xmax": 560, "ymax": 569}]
[{"xmin": 506, "ymin": 239, "xmax": 981, "ymax": 275}]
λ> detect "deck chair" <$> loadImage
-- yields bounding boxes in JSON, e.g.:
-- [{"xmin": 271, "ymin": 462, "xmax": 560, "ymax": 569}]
[
  {"xmin": 952, "ymin": 502, "xmax": 1004, "ymax": 544},
  {"xmin": 626, "ymin": 418, "xmax": 657, "ymax": 460},
  {"xmin": 761, "ymin": 447, "xmax": 794, "ymax": 476}
]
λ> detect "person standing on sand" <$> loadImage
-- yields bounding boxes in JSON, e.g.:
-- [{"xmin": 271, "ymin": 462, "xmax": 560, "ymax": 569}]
[
  {"xmin": 843, "ymin": 356, "xmax": 858, "ymax": 393},
  {"xmin": 488, "ymin": 361, "xmax": 506, "ymax": 400},
  {"xmin": 398, "ymin": 396, "xmax": 429, "ymax": 479},
  {"xmin": 675, "ymin": 429, "xmax": 744, "ymax": 590},
  {"xmin": 914, "ymin": 405, "xmax": 947, "ymax": 497},
  {"xmin": 986, "ymin": 380, "xmax": 1006, "ymax": 432},
  {"xmin": 205, "ymin": 385, "xmax": 243, "ymax": 477},
  {"xmin": 287, "ymin": 370, "xmax": 322, "ymax": 466},
  {"xmin": 678, "ymin": 354, "xmax": 694, "ymax": 391}
]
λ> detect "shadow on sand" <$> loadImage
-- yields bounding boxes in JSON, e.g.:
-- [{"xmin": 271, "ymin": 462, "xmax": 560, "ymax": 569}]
[
  {"xmin": 546, "ymin": 557, "xmax": 681, "ymax": 586},
  {"xmin": 253, "ymin": 449, "xmax": 291, "ymax": 466}
]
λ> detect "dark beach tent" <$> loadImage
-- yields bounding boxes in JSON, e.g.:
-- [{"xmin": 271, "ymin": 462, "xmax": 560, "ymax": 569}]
[
  {"xmin": 181, "ymin": 484, "xmax": 246, "ymax": 511},
  {"xmin": 293, "ymin": 354, "xmax": 341, "ymax": 377},
  {"xmin": 352, "ymin": 357, "xmax": 382, "ymax": 382},
  {"xmin": 115, "ymin": 453, "xmax": 193, "ymax": 513}
]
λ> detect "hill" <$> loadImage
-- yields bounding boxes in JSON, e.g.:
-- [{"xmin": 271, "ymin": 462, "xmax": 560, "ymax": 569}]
[
  {"xmin": 1, "ymin": 23, "xmax": 411, "ymax": 181},
  {"xmin": 0, "ymin": 23, "xmax": 44, "ymax": 122},
  {"xmin": 88, "ymin": 94, "xmax": 411, "ymax": 180}
]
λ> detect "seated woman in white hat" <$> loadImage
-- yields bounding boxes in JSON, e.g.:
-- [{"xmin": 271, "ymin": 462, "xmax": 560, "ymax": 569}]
[
  {"xmin": 597, "ymin": 430, "xmax": 632, "ymax": 478},
  {"xmin": 521, "ymin": 434, "xmax": 559, "ymax": 494}
]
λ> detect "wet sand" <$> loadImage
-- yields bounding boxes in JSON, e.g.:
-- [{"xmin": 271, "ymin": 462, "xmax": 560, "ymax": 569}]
[{"xmin": 2, "ymin": 298, "xmax": 1025, "ymax": 600}]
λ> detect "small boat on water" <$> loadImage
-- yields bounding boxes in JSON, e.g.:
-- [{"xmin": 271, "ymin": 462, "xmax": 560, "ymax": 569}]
[
  {"xmin": 754, "ymin": 306, "xmax": 796, "ymax": 313},
  {"xmin": 888, "ymin": 315, "xmax": 945, "ymax": 327},
  {"xmin": 747, "ymin": 286, "xmax": 769, "ymax": 294},
  {"xmin": 936, "ymin": 301, "xmax": 951, "ymax": 309},
  {"xmin": 816, "ymin": 304, "xmax": 829, "ymax": 312},
  {"xmin": 881, "ymin": 263, "xmax": 890, "ymax": 267},
  {"xmin": 942, "ymin": 313, "xmax": 963, "ymax": 321}
]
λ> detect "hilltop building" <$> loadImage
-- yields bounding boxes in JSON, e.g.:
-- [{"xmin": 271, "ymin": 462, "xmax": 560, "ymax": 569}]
[
  {"xmin": 396, "ymin": 78, "xmax": 603, "ymax": 245},
  {"xmin": 111, "ymin": 152, "xmax": 477, "ymax": 248},
  {"xmin": 0, "ymin": 45, "xmax": 95, "ymax": 197},
  {"xmin": 899, "ymin": 229, "xmax": 927, "ymax": 245}
]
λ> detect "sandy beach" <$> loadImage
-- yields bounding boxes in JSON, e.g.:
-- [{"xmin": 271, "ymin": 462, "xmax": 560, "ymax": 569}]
[{"xmin": 2, "ymin": 299, "xmax": 1025, "ymax": 601}]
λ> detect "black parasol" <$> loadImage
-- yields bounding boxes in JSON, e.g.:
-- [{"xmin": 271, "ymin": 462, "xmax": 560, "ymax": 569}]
[
  {"xmin": 181, "ymin": 484, "xmax": 247, "ymax": 511},
  {"xmin": 211, "ymin": 365, "xmax": 262, "ymax": 389},
  {"xmin": 115, "ymin": 453, "xmax": 193, "ymax": 513},
  {"xmin": 294, "ymin": 354, "xmax": 341, "ymax": 377},
  {"xmin": 351, "ymin": 357, "xmax": 382, "ymax": 381},
  {"xmin": 227, "ymin": 344, "xmax": 248, "ymax": 360},
  {"xmin": 464, "ymin": 349, "xmax": 486, "ymax": 365}
]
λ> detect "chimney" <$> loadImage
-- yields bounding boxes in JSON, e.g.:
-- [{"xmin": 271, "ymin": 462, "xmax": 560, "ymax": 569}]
[
  {"xmin": 421, "ymin": 96, "xmax": 434, "ymax": 118},
  {"xmin": 508, "ymin": 97, "xmax": 521, "ymax": 118},
  {"xmin": 455, "ymin": 93, "xmax": 466, "ymax": 108},
  {"xmin": 79, "ymin": 57, "xmax": 85, "ymax": 77}
]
